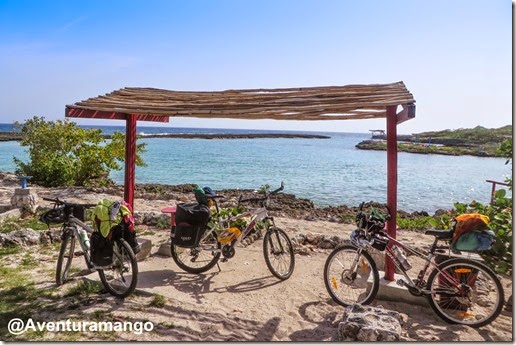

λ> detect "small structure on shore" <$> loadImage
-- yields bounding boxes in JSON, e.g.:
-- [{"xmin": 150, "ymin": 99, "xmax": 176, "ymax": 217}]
[
  {"xmin": 369, "ymin": 129, "xmax": 385, "ymax": 139},
  {"xmin": 11, "ymin": 176, "xmax": 39, "ymax": 213}
]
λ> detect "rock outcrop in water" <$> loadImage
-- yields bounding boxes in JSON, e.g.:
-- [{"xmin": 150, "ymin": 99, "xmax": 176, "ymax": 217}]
[{"xmin": 0, "ymin": 132, "xmax": 329, "ymax": 141}]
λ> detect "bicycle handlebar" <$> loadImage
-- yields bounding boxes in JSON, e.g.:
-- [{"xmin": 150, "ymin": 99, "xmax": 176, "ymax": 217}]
[
  {"xmin": 238, "ymin": 182, "xmax": 284, "ymax": 204},
  {"xmin": 238, "ymin": 181, "xmax": 285, "ymax": 204},
  {"xmin": 205, "ymin": 194, "xmax": 225, "ymax": 200},
  {"xmin": 357, "ymin": 202, "xmax": 392, "ymax": 223},
  {"xmin": 269, "ymin": 181, "xmax": 284, "ymax": 195},
  {"xmin": 42, "ymin": 197, "xmax": 96, "ymax": 208}
]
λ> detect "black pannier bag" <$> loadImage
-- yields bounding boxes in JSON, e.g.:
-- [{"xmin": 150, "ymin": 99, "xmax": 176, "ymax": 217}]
[
  {"xmin": 174, "ymin": 224, "xmax": 206, "ymax": 248},
  {"xmin": 172, "ymin": 203, "xmax": 211, "ymax": 248},
  {"xmin": 175, "ymin": 202, "xmax": 211, "ymax": 225},
  {"xmin": 90, "ymin": 231, "xmax": 113, "ymax": 266},
  {"xmin": 111, "ymin": 221, "xmax": 141, "ymax": 255}
]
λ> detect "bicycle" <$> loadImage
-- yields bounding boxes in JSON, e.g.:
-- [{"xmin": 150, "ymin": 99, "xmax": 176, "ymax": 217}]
[
  {"xmin": 323, "ymin": 202, "xmax": 504, "ymax": 328},
  {"xmin": 170, "ymin": 183, "xmax": 296, "ymax": 280},
  {"xmin": 40, "ymin": 197, "xmax": 138, "ymax": 298}
]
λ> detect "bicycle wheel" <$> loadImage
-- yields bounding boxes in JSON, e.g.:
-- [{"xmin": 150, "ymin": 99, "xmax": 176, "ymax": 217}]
[
  {"xmin": 324, "ymin": 245, "xmax": 379, "ymax": 306},
  {"xmin": 98, "ymin": 239, "xmax": 138, "ymax": 298},
  {"xmin": 171, "ymin": 231, "xmax": 221, "ymax": 274},
  {"xmin": 263, "ymin": 227, "xmax": 295, "ymax": 280},
  {"xmin": 426, "ymin": 258, "xmax": 504, "ymax": 327},
  {"xmin": 56, "ymin": 228, "xmax": 76, "ymax": 286}
]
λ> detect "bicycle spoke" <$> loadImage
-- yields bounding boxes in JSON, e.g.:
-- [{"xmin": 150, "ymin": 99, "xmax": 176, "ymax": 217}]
[
  {"xmin": 98, "ymin": 240, "xmax": 138, "ymax": 298},
  {"xmin": 263, "ymin": 228, "xmax": 295, "ymax": 280},
  {"xmin": 427, "ymin": 259, "xmax": 504, "ymax": 327},
  {"xmin": 324, "ymin": 245, "xmax": 379, "ymax": 306}
]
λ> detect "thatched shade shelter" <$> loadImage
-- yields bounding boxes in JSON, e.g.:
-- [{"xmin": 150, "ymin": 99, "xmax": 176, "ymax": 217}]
[
  {"xmin": 66, "ymin": 81, "xmax": 416, "ymax": 280},
  {"xmin": 66, "ymin": 82, "xmax": 414, "ymax": 121}
]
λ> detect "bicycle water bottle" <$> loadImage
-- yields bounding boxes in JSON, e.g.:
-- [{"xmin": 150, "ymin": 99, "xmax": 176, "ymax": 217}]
[
  {"xmin": 79, "ymin": 229, "xmax": 90, "ymax": 250},
  {"xmin": 391, "ymin": 245, "xmax": 412, "ymax": 271}
]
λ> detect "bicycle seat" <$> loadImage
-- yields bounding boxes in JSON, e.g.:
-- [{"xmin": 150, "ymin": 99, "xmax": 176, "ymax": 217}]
[{"xmin": 424, "ymin": 229, "xmax": 453, "ymax": 240}]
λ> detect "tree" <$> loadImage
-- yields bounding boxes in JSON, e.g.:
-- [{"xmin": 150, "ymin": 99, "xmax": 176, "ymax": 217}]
[{"xmin": 13, "ymin": 116, "xmax": 147, "ymax": 187}]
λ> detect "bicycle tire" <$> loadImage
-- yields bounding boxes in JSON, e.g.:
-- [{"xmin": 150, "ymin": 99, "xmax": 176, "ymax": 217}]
[
  {"xmin": 426, "ymin": 258, "xmax": 504, "ymax": 327},
  {"xmin": 56, "ymin": 229, "xmax": 76, "ymax": 286},
  {"xmin": 170, "ymin": 231, "xmax": 221, "ymax": 274},
  {"xmin": 263, "ymin": 227, "xmax": 295, "ymax": 280},
  {"xmin": 323, "ymin": 245, "xmax": 379, "ymax": 306},
  {"xmin": 98, "ymin": 239, "xmax": 138, "ymax": 298}
]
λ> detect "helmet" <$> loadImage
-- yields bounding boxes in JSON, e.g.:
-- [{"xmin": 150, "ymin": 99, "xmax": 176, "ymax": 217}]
[
  {"xmin": 39, "ymin": 207, "xmax": 65, "ymax": 225},
  {"xmin": 203, "ymin": 187, "xmax": 215, "ymax": 196}
]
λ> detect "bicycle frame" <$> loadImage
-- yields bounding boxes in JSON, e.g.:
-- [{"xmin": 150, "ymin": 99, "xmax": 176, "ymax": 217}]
[
  {"xmin": 200, "ymin": 204, "xmax": 271, "ymax": 251},
  {"xmin": 353, "ymin": 230, "xmax": 468, "ymax": 296}
]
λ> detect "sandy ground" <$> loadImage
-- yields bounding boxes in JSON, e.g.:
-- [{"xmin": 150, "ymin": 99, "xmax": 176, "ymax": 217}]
[
  {"xmin": 0, "ymin": 176, "xmax": 513, "ymax": 341},
  {"xmin": 2, "ymin": 217, "xmax": 512, "ymax": 341}
]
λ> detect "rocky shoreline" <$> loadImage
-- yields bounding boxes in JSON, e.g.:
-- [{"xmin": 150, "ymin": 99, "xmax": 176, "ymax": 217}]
[
  {"xmin": 62, "ymin": 181, "xmax": 436, "ymax": 223},
  {"xmin": 0, "ymin": 171, "xmax": 439, "ymax": 224}
]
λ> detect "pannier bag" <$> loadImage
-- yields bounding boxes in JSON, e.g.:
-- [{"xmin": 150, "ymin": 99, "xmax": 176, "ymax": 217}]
[
  {"xmin": 91, "ymin": 199, "xmax": 140, "ymax": 255},
  {"xmin": 175, "ymin": 202, "xmax": 211, "ymax": 225},
  {"xmin": 173, "ymin": 223, "xmax": 206, "ymax": 248},
  {"xmin": 90, "ymin": 231, "xmax": 113, "ymax": 266},
  {"xmin": 451, "ymin": 213, "xmax": 494, "ymax": 252},
  {"xmin": 172, "ymin": 202, "xmax": 211, "ymax": 248}
]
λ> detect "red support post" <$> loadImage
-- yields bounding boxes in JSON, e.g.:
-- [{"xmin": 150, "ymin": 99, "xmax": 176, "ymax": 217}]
[
  {"xmin": 124, "ymin": 114, "xmax": 137, "ymax": 210},
  {"xmin": 385, "ymin": 105, "xmax": 398, "ymax": 281}
]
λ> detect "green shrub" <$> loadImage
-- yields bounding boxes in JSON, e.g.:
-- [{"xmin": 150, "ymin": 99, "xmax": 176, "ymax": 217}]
[
  {"xmin": 13, "ymin": 116, "xmax": 147, "ymax": 187},
  {"xmin": 396, "ymin": 215, "xmax": 434, "ymax": 231},
  {"xmin": 429, "ymin": 138, "xmax": 512, "ymax": 274}
]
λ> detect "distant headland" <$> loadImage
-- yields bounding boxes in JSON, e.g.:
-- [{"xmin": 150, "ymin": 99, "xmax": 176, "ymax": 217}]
[
  {"xmin": 356, "ymin": 125, "xmax": 512, "ymax": 157},
  {"xmin": 0, "ymin": 132, "xmax": 330, "ymax": 141}
]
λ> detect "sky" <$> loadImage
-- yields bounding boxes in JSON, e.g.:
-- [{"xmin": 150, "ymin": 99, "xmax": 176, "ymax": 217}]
[{"xmin": 0, "ymin": 0, "xmax": 512, "ymax": 134}]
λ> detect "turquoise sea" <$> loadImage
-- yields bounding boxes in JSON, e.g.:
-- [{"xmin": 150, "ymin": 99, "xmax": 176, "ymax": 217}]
[{"xmin": 0, "ymin": 124, "xmax": 511, "ymax": 213}]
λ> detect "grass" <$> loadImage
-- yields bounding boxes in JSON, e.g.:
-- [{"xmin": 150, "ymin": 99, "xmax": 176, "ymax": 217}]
[
  {"xmin": 0, "ymin": 246, "xmax": 21, "ymax": 257},
  {"xmin": 64, "ymin": 280, "xmax": 102, "ymax": 298},
  {"xmin": 155, "ymin": 216, "xmax": 171, "ymax": 230},
  {"xmin": 148, "ymin": 294, "xmax": 166, "ymax": 308},
  {"xmin": 0, "ymin": 266, "xmax": 60, "ymax": 340},
  {"xmin": 0, "ymin": 217, "xmax": 58, "ymax": 233},
  {"xmin": 20, "ymin": 252, "xmax": 39, "ymax": 268}
]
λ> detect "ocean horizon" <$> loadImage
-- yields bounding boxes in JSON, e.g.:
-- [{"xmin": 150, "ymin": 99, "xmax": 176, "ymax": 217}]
[{"xmin": 0, "ymin": 123, "xmax": 511, "ymax": 213}]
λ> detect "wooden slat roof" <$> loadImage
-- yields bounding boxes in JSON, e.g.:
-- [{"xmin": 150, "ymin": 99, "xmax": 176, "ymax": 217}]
[{"xmin": 66, "ymin": 81, "xmax": 415, "ymax": 121}]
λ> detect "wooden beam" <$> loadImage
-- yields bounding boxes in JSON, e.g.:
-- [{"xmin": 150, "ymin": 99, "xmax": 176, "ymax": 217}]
[
  {"xmin": 385, "ymin": 105, "xmax": 398, "ymax": 281},
  {"xmin": 124, "ymin": 114, "xmax": 137, "ymax": 210},
  {"xmin": 66, "ymin": 106, "xmax": 169, "ymax": 123},
  {"xmin": 396, "ymin": 103, "xmax": 416, "ymax": 124}
]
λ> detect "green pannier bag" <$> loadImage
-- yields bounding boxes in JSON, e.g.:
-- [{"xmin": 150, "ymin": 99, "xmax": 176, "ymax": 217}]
[{"xmin": 453, "ymin": 229, "xmax": 495, "ymax": 252}]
